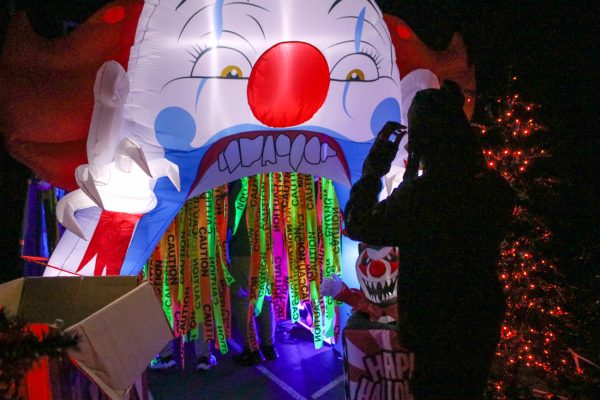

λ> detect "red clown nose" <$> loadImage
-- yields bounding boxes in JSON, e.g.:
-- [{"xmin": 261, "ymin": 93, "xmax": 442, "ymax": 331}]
[
  {"xmin": 247, "ymin": 42, "xmax": 330, "ymax": 128},
  {"xmin": 369, "ymin": 259, "xmax": 387, "ymax": 278}
]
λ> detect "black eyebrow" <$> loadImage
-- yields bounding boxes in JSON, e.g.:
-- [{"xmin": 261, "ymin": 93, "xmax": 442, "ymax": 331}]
[
  {"xmin": 226, "ymin": 1, "xmax": 269, "ymax": 11},
  {"xmin": 222, "ymin": 29, "xmax": 256, "ymax": 53},
  {"xmin": 329, "ymin": 0, "xmax": 381, "ymax": 17},
  {"xmin": 325, "ymin": 39, "xmax": 381, "ymax": 52},
  {"xmin": 247, "ymin": 14, "xmax": 266, "ymax": 40},
  {"xmin": 178, "ymin": 4, "xmax": 212, "ymax": 40},
  {"xmin": 337, "ymin": 15, "xmax": 388, "ymax": 44},
  {"xmin": 329, "ymin": 0, "xmax": 343, "ymax": 14},
  {"xmin": 366, "ymin": 1, "xmax": 381, "ymax": 18},
  {"xmin": 178, "ymin": 1, "xmax": 270, "ymax": 41}
]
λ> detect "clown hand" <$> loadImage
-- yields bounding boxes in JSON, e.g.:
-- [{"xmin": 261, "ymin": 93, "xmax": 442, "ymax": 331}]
[
  {"xmin": 321, "ymin": 275, "xmax": 345, "ymax": 298},
  {"xmin": 57, "ymin": 139, "xmax": 181, "ymax": 240}
]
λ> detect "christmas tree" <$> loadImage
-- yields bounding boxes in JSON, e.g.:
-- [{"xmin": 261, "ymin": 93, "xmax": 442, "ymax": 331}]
[{"xmin": 475, "ymin": 76, "xmax": 586, "ymax": 399}]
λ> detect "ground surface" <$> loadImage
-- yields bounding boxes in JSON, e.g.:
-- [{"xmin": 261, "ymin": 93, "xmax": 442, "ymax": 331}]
[{"xmin": 148, "ymin": 321, "xmax": 345, "ymax": 400}]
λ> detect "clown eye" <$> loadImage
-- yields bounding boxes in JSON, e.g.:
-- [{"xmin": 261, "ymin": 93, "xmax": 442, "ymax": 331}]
[
  {"xmin": 346, "ymin": 69, "xmax": 365, "ymax": 81},
  {"xmin": 359, "ymin": 262, "xmax": 368, "ymax": 275},
  {"xmin": 221, "ymin": 65, "xmax": 243, "ymax": 78},
  {"xmin": 330, "ymin": 52, "xmax": 380, "ymax": 82},
  {"xmin": 191, "ymin": 46, "xmax": 252, "ymax": 79}
]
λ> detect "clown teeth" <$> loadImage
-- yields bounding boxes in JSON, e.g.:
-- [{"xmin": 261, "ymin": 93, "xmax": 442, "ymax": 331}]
[
  {"xmin": 240, "ymin": 136, "xmax": 264, "ymax": 167},
  {"xmin": 191, "ymin": 130, "xmax": 350, "ymax": 198},
  {"xmin": 304, "ymin": 137, "xmax": 321, "ymax": 165},
  {"xmin": 363, "ymin": 277, "xmax": 398, "ymax": 303},
  {"xmin": 224, "ymin": 140, "xmax": 241, "ymax": 172},
  {"xmin": 321, "ymin": 142, "xmax": 335, "ymax": 162},
  {"xmin": 218, "ymin": 152, "xmax": 227, "ymax": 171},
  {"xmin": 289, "ymin": 134, "xmax": 307, "ymax": 170},
  {"xmin": 276, "ymin": 135, "xmax": 290, "ymax": 156},
  {"xmin": 262, "ymin": 135, "xmax": 276, "ymax": 166},
  {"xmin": 220, "ymin": 134, "xmax": 338, "ymax": 173}
]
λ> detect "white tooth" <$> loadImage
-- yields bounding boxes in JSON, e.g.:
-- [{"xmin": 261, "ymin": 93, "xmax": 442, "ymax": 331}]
[
  {"xmin": 224, "ymin": 140, "xmax": 241, "ymax": 172},
  {"xmin": 321, "ymin": 142, "xmax": 337, "ymax": 161},
  {"xmin": 240, "ymin": 136, "xmax": 264, "ymax": 167},
  {"xmin": 276, "ymin": 134, "xmax": 291, "ymax": 156},
  {"xmin": 289, "ymin": 134, "xmax": 306, "ymax": 171},
  {"xmin": 218, "ymin": 152, "xmax": 228, "ymax": 171},
  {"xmin": 304, "ymin": 137, "xmax": 321, "ymax": 165},
  {"xmin": 262, "ymin": 135, "xmax": 277, "ymax": 166}
]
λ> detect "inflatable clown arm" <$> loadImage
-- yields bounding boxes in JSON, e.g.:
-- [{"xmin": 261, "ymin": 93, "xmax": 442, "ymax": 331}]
[
  {"xmin": 56, "ymin": 60, "xmax": 181, "ymax": 239},
  {"xmin": 57, "ymin": 141, "xmax": 180, "ymax": 240},
  {"xmin": 87, "ymin": 61, "xmax": 154, "ymax": 179}
]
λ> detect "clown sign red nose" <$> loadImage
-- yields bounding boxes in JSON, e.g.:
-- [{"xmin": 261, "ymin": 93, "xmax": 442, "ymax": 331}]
[
  {"xmin": 248, "ymin": 42, "xmax": 330, "ymax": 128},
  {"xmin": 368, "ymin": 259, "xmax": 387, "ymax": 278}
]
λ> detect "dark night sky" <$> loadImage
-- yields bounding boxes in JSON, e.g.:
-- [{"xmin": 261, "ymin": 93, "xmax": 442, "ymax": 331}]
[{"xmin": 1, "ymin": 1, "xmax": 598, "ymax": 282}]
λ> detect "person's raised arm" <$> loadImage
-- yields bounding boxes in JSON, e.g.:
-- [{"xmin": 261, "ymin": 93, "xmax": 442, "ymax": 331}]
[{"xmin": 344, "ymin": 122, "xmax": 407, "ymax": 245}]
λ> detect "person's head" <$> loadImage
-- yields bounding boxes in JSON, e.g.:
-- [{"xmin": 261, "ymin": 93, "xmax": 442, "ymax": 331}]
[{"xmin": 406, "ymin": 80, "xmax": 484, "ymax": 176}]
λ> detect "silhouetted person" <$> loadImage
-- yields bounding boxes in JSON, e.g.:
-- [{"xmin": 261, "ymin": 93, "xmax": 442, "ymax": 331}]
[
  {"xmin": 344, "ymin": 81, "xmax": 516, "ymax": 399},
  {"xmin": 228, "ymin": 180, "xmax": 278, "ymax": 366}
]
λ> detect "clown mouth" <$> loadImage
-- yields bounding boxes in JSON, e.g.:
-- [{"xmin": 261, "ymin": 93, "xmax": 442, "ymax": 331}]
[
  {"xmin": 363, "ymin": 277, "xmax": 397, "ymax": 303},
  {"xmin": 191, "ymin": 130, "xmax": 351, "ymax": 195}
]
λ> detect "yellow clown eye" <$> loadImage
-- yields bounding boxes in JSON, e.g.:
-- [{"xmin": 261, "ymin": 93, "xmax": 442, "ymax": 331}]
[
  {"xmin": 220, "ymin": 65, "xmax": 243, "ymax": 78},
  {"xmin": 346, "ymin": 69, "xmax": 365, "ymax": 81}
]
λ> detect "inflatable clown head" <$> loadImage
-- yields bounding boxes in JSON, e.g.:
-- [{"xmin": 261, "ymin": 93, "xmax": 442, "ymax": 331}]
[
  {"xmin": 0, "ymin": 0, "xmax": 476, "ymax": 277},
  {"xmin": 44, "ymin": 0, "xmax": 404, "ymax": 276},
  {"xmin": 356, "ymin": 244, "xmax": 399, "ymax": 305},
  {"xmin": 128, "ymin": 0, "xmax": 403, "ymax": 194}
]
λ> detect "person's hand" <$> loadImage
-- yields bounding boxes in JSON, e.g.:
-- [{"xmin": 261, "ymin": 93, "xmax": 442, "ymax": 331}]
[
  {"xmin": 321, "ymin": 275, "xmax": 345, "ymax": 298},
  {"xmin": 362, "ymin": 121, "xmax": 406, "ymax": 177}
]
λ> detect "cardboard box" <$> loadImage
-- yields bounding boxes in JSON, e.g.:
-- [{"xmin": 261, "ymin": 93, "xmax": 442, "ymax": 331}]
[{"xmin": 0, "ymin": 276, "xmax": 173, "ymax": 400}]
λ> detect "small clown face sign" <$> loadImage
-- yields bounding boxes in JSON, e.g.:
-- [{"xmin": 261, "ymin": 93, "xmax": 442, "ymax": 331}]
[{"xmin": 356, "ymin": 245, "xmax": 399, "ymax": 305}]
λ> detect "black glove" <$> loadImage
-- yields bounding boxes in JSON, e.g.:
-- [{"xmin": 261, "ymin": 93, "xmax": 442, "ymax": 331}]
[{"xmin": 362, "ymin": 121, "xmax": 406, "ymax": 177}]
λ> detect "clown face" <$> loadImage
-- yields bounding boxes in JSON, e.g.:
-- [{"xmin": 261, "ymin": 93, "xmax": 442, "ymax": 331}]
[
  {"xmin": 356, "ymin": 245, "xmax": 399, "ymax": 304},
  {"xmin": 126, "ymin": 0, "xmax": 402, "ymax": 195}
]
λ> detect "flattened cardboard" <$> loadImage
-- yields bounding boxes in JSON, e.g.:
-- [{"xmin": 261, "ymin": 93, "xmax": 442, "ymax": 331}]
[{"xmin": 67, "ymin": 283, "xmax": 173, "ymax": 399}]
